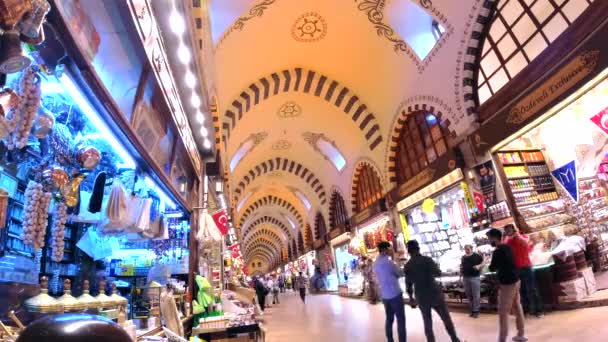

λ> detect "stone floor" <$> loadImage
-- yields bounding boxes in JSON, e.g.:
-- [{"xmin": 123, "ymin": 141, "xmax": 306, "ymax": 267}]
[{"xmin": 261, "ymin": 291, "xmax": 608, "ymax": 342}]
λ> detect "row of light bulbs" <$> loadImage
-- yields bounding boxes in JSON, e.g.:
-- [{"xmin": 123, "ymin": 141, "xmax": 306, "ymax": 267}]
[{"xmin": 170, "ymin": 10, "xmax": 211, "ymax": 150}]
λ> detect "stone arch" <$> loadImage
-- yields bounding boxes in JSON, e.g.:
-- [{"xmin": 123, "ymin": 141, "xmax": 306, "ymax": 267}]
[
  {"xmin": 233, "ymin": 157, "xmax": 328, "ymax": 205},
  {"xmin": 239, "ymin": 195, "xmax": 304, "ymax": 229},
  {"xmin": 247, "ymin": 248, "xmax": 274, "ymax": 264},
  {"xmin": 244, "ymin": 239, "xmax": 280, "ymax": 258},
  {"xmin": 297, "ymin": 231, "xmax": 305, "ymax": 254},
  {"xmin": 221, "ymin": 68, "xmax": 383, "ymax": 150},
  {"xmin": 242, "ymin": 215, "xmax": 293, "ymax": 240},
  {"xmin": 304, "ymin": 223, "xmax": 313, "ymax": 249},
  {"xmin": 385, "ymin": 102, "xmax": 454, "ymax": 185},
  {"xmin": 243, "ymin": 235, "xmax": 282, "ymax": 255},
  {"xmin": 351, "ymin": 159, "xmax": 384, "ymax": 213},
  {"xmin": 243, "ymin": 228, "xmax": 285, "ymax": 250}
]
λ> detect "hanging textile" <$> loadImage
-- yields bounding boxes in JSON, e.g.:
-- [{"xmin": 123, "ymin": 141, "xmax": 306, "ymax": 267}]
[{"xmin": 197, "ymin": 210, "xmax": 222, "ymax": 242}]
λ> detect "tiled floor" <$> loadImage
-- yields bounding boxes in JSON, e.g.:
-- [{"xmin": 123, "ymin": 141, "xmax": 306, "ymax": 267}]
[{"xmin": 261, "ymin": 291, "xmax": 608, "ymax": 342}]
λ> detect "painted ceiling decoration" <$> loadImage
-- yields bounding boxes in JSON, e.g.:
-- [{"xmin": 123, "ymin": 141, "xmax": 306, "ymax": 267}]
[
  {"xmin": 215, "ymin": 0, "xmax": 278, "ymax": 47},
  {"xmin": 291, "ymin": 12, "xmax": 328, "ymax": 42},
  {"xmin": 230, "ymin": 131, "xmax": 269, "ymax": 172},
  {"xmin": 302, "ymin": 132, "xmax": 347, "ymax": 172},
  {"xmin": 238, "ymin": 195, "xmax": 304, "ymax": 229},
  {"xmin": 271, "ymin": 139, "xmax": 292, "ymax": 150},
  {"xmin": 221, "ymin": 67, "xmax": 383, "ymax": 151},
  {"xmin": 354, "ymin": 0, "xmax": 453, "ymax": 72},
  {"xmin": 241, "ymin": 215, "xmax": 294, "ymax": 240},
  {"xmin": 277, "ymin": 101, "xmax": 302, "ymax": 118},
  {"xmin": 233, "ymin": 157, "xmax": 328, "ymax": 205}
]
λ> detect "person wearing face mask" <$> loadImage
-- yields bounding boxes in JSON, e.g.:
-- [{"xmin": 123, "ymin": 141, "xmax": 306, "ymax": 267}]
[{"xmin": 486, "ymin": 228, "xmax": 526, "ymax": 342}]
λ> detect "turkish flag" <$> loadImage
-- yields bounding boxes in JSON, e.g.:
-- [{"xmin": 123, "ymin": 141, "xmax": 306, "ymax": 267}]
[
  {"xmin": 473, "ymin": 192, "xmax": 485, "ymax": 213},
  {"xmin": 590, "ymin": 106, "xmax": 608, "ymax": 135},
  {"xmin": 212, "ymin": 209, "xmax": 229, "ymax": 236},
  {"xmin": 228, "ymin": 243, "xmax": 241, "ymax": 258},
  {"xmin": 386, "ymin": 230, "xmax": 394, "ymax": 242}
]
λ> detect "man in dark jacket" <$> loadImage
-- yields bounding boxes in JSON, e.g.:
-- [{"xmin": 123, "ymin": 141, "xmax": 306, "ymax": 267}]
[
  {"xmin": 486, "ymin": 228, "xmax": 526, "ymax": 342},
  {"xmin": 404, "ymin": 240, "xmax": 461, "ymax": 342},
  {"xmin": 254, "ymin": 277, "xmax": 268, "ymax": 311}
]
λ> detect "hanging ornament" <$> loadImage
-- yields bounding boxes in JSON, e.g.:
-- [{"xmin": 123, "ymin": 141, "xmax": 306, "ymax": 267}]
[
  {"xmin": 61, "ymin": 173, "xmax": 86, "ymax": 207},
  {"xmin": 32, "ymin": 107, "xmax": 54, "ymax": 138},
  {"xmin": 0, "ymin": 30, "xmax": 31, "ymax": 74},
  {"xmin": 17, "ymin": 0, "xmax": 50, "ymax": 39},
  {"xmin": 75, "ymin": 145, "xmax": 101, "ymax": 170},
  {"xmin": 42, "ymin": 165, "xmax": 69, "ymax": 192}
]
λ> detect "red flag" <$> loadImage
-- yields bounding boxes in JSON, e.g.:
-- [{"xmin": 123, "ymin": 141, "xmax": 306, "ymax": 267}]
[
  {"xmin": 473, "ymin": 192, "xmax": 485, "ymax": 213},
  {"xmin": 386, "ymin": 230, "xmax": 394, "ymax": 242},
  {"xmin": 212, "ymin": 210, "xmax": 229, "ymax": 236},
  {"xmin": 228, "ymin": 243, "xmax": 241, "ymax": 258},
  {"xmin": 590, "ymin": 106, "xmax": 608, "ymax": 135}
]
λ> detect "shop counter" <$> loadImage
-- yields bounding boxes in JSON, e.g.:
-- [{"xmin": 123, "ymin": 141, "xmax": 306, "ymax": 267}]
[
  {"xmin": 136, "ymin": 315, "xmax": 193, "ymax": 341},
  {"xmin": 193, "ymin": 323, "xmax": 264, "ymax": 341}
]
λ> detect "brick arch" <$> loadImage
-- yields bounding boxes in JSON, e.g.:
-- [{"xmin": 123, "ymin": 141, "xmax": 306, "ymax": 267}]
[
  {"xmin": 245, "ymin": 244, "xmax": 276, "ymax": 259},
  {"xmin": 461, "ymin": 0, "xmax": 499, "ymax": 116},
  {"xmin": 221, "ymin": 67, "xmax": 383, "ymax": 151},
  {"xmin": 385, "ymin": 103, "xmax": 454, "ymax": 185},
  {"xmin": 243, "ymin": 235, "xmax": 282, "ymax": 256},
  {"xmin": 351, "ymin": 160, "xmax": 384, "ymax": 213},
  {"xmin": 329, "ymin": 190, "xmax": 349, "ymax": 230},
  {"xmin": 242, "ymin": 215, "xmax": 293, "ymax": 240},
  {"xmin": 304, "ymin": 223, "xmax": 313, "ymax": 249},
  {"xmin": 233, "ymin": 157, "xmax": 328, "ymax": 205},
  {"xmin": 244, "ymin": 239, "xmax": 280, "ymax": 258},
  {"xmin": 238, "ymin": 195, "xmax": 304, "ymax": 230},
  {"xmin": 243, "ymin": 228, "xmax": 285, "ymax": 250},
  {"xmin": 246, "ymin": 248, "xmax": 274, "ymax": 264}
]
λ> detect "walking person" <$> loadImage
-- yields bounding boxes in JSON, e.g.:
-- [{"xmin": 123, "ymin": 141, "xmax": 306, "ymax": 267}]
[
  {"xmin": 292, "ymin": 273, "xmax": 297, "ymax": 292},
  {"xmin": 461, "ymin": 244, "xmax": 483, "ymax": 318},
  {"xmin": 504, "ymin": 223, "xmax": 543, "ymax": 317},
  {"xmin": 278, "ymin": 274, "xmax": 285, "ymax": 293},
  {"xmin": 254, "ymin": 277, "xmax": 269, "ymax": 311},
  {"xmin": 296, "ymin": 271, "xmax": 307, "ymax": 303},
  {"xmin": 404, "ymin": 240, "xmax": 461, "ymax": 342},
  {"xmin": 486, "ymin": 228, "xmax": 527, "ymax": 342},
  {"xmin": 272, "ymin": 276, "xmax": 280, "ymax": 304},
  {"xmin": 373, "ymin": 241, "xmax": 406, "ymax": 342}
]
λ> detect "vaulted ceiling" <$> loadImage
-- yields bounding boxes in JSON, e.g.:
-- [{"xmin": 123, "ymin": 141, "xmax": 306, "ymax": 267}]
[{"xmin": 195, "ymin": 0, "xmax": 489, "ymax": 270}]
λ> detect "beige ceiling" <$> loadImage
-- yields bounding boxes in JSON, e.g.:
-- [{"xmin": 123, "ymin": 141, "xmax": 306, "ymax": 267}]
[{"xmin": 201, "ymin": 0, "xmax": 487, "ymax": 270}]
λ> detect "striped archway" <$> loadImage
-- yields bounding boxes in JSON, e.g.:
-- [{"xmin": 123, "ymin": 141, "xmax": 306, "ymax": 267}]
[
  {"xmin": 239, "ymin": 195, "xmax": 304, "ymax": 229},
  {"xmin": 220, "ymin": 68, "xmax": 383, "ymax": 150},
  {"xmin": 241, "ymin": 215, "xmax": 293, "ymax": 240}
]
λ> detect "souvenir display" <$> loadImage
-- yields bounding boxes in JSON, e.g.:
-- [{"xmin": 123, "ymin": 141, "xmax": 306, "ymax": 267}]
[{"xmin": 50, "ymin": 201, "xmax": 67, "ymax": 262}]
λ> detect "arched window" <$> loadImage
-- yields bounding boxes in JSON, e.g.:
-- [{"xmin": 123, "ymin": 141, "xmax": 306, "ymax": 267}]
[
  {"xmin": 314, "ymin": 213, "xmax": 327, "ymax": 240},
  {"xmin": 353, "ymin": 164, "xmax": 383, "ymax": 213},
  {"xmin": 288, "ymin": 242, "xmax": 293, "ymax": 260},
  {"xmin": 298, "ymin": 231, "xmax": 305, "ymax": 254},
  {"xmin": 477, "ymin": 0, "xmax": 592, "ymax": 104},
  {"xmin": 329, "ymin": 191, "xmax": 349, "ymax": 230},
  {"xmin": 395, "ymin": 111, "xmax": 447, "ymax": 184}
]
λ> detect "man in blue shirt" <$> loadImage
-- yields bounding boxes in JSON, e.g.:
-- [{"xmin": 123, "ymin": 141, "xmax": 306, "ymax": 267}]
[{"xmin": 373, "ymin": 241, "xmax": 406, "ymax": 342}]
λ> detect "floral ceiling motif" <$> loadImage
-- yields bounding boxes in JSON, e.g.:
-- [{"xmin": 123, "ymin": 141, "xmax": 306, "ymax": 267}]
[
  {"xmin": 216, "ymin": 0, "xmax": 278, "ymax": 46},
  {"xmin": 277, "ymin": 101, "xmax": 302, "ymax": 118},
  {"xmin": 271, "ymin": 139, "xmax": 292, "ymax": 150},
  {"xmin": 291, "ymin": 12, "xmax": 327, "ymax": 42}
]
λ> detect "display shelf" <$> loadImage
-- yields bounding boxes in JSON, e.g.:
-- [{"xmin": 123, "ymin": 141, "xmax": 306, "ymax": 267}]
[
  {"xmin": 510, "ymin": 186, "xmax": 557, "ymax": 194},
  {"xmin": 502, "ymin": 160, "xmax": 547, "ymax": 166},
  {"xmin": 507, "ymin": 174, "xmax": 552, "ymax": 181},
  {"xmin": 524, "ymin": 210, "xmax": 565, "ymax": 220},
  {"xmin": 516, "ymin": 198, "xmax": 560, "ymax": 208}
]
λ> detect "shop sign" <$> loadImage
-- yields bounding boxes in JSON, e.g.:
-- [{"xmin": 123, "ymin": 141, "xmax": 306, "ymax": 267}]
[
  {"xmin": 590, "ymin": 106, "xmax": 608, "ymax": 135},
  {"xmin": 328, "ymin": 227, "xmax": 344, "ymax": 240},
  {"xmin": 312, "ymin": 239, "xmax": 326, "ymax": 250},
  {"xmin": 395, "ymin": 168, "xmax": 436, "ymax": 199},
  {"xmin": 350, "ymin": 200, "xmax": 385, "ymax": 227},
  {"xmin": 507, "ymin": 50, "xmax": 600, "ymax": 125},
  {"xmin": 399, "ymin": 213, "xmax": 411, "ymax": 242},
  {"xmin": 552, "ymin": 160, "xmax": 579, "ymax": 202}
]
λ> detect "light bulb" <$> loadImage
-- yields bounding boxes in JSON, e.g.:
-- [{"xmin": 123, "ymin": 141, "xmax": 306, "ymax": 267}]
[
  {"xmin": 203, "ymin": 139, "xmax": 211, "ymax": 149},
  {"xmin": 200, "ymin": 126, "xmax": 209, "ymax": 137},
  {"xmin": 170, "ymin": 11, "xmax": 186, "ymax": 35},
  {"xmin": 196, "ymin": 111, "xmax": 205, "ymax": 123},
  {"xmin": 191, "ymin": 94, "xmax": 201, "ymax": 107},
  {"xmin": 178, "ymin": 44, "xmax": 191, "ymax": 64},
  {"xmin": 185, "ymin": 71, "xmax": 196, "ymax": 88}
]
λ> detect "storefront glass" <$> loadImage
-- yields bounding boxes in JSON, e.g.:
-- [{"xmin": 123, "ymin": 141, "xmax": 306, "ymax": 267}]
[{"xmin": 334, "ymin": 244, "xmax": 358, "ymax": 285}]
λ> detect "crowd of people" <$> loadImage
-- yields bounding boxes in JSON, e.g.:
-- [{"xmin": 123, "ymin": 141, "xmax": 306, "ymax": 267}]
[
  {"xmin": 251, "ymin": 271, "xmax": 309, "ymax": 311},
  {"xmin": 250, "ymin": 222, "xmax": 540, "ymax": 342}
]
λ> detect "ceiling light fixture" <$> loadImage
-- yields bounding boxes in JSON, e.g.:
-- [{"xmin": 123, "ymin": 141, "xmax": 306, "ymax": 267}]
[
  {"xmin": 177, "ymin": 44, "xmax": 191, "ymax": 64},
  {"xmin": 200, "ymin": 126, "xmax": 209, "ymax": 137},
  {"xmin": 196, "ymin": 111, "xmax": 205, "ymax": 123},
  {"xmin": 191, "ymin": 94, "xmax": 201, "ymax": 107},
  {"xmin": 185, "ymin": 71, "xmax": 196, "ymax": 88},
  {"xmin": 169, "ymin": 11, "xmax": 186, "ymax": 35},
  {"xmin": 203, "ymin": 139, "xmax": 211, "ymax": 149}
]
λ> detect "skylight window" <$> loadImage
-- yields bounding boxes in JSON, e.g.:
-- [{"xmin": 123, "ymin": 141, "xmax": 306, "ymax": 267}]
[
  {"xmin": 230, "ymin": 139, "xmax": 254, "ymax": 172},
  {"xmin": 386, "ymin": 0, "xmax": 444, "ymax": 60},
  {"xmin": 237, "ymin": 191, "xmax": 254, "ymax": 212},
  {"xmin": 317, "ymin": 139, "xmax": 346, "ymax": 171},
  {"xmin": 295, "ymin": 191, "xmax": 312, "ymax": 211},
  {"xmin": 284, "ymin": 214, "xmax": 297, "ymax": 230}
]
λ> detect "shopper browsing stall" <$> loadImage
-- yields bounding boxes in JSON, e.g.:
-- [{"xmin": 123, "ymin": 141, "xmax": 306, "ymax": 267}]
[
  {"xmin": 404, "ymin": 240, "xmax": 461, "ymax": 342},
  {"xmin": 373, "ymin": 241, "xmax": 406, "ymax": 342},
  {"xmin": 486, "ymin": 229, "xmax": 526, "ymax": 342},
  {"xmin": 503, "ymin": 224, "xmax": 543, "ymax": 317},
  {"xmin": 460, "ymin": 244, "xmax": 483, "ymax": 318}
]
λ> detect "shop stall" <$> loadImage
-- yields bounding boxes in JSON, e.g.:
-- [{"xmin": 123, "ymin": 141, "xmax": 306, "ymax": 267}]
[
  {"xmin": 467, "ymin": 11, "xmax": 608, "ymax": 308},
  {"xmin": 0, "ymin": 0, "xmax": 217, "ymax": 340}
]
